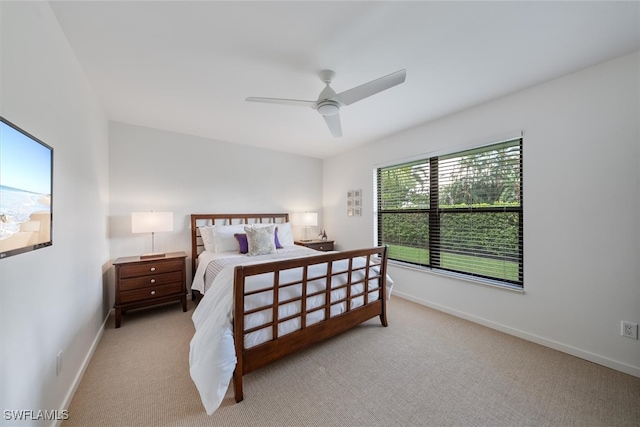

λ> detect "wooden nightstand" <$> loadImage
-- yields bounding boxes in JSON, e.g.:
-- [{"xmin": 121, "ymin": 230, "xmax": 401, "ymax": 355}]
[
  {"xmin": 113, "ymin": 251, "xmax": 187, "ymax": 328},
  {"xmin": 295, "ymin": 240, "xmax": 335, "ymax": 252}
]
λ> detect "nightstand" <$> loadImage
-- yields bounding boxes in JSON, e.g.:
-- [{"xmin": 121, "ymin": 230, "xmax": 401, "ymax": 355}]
[
  {"xmin": 294, "ymin": 240, "xmax": 335, "ymax": 252},
  {"xmin": 113, "ymin": 251, "xmax": 187, "ymax": 328}
]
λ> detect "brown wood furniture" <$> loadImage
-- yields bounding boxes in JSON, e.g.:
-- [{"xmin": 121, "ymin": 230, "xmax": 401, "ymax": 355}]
[
  {"xmin": 113, "ymin": 251, "xmax": 187, "ymax": 328},
  {"xmin": 191, "ymin": 213, "xmax": 388, "ymax": 403},
  {"xmin": 295, "ymin": 239, "xmax": 334, "ymax": 251}
]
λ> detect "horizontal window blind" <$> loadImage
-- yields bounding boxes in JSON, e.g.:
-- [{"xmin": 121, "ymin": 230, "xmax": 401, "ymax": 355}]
[{"xmin": 377, "ymin": 138, "xmax": 523, "ymax": 287}]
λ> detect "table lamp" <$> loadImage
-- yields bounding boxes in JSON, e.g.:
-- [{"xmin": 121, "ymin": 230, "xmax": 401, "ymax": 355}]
[
  {"xmin": 131, "ymin": 211, "xmax": 173, "ymax": 259},
  {"xmin": 293, "ymin": 211, "xmax": 318, "ymax": 242}
]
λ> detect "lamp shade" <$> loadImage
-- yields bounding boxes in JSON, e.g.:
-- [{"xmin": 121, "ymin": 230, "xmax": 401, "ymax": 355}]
[
  {"xmin": 292, "ymin": 212, "xmax": 318, "ymax": 227},
  {"xmin": 131, "ymin": 212, "xmax": 174, "ymax": 233}
]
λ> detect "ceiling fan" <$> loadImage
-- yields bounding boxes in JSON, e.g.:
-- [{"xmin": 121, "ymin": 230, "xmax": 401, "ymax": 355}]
[{"xmin": 246, "ymin": 69, "xmax": 406, "ymax": 138}]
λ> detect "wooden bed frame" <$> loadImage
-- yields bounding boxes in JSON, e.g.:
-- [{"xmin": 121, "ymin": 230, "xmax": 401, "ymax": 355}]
[{"xmin": 190, "ymin": 213, "xmax": 389, "ymax": 403}]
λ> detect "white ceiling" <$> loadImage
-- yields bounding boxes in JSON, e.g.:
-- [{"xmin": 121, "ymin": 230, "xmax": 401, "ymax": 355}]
[{"xmin": 49, "ymin": 1, "xmax": 639, "ymax": 159}]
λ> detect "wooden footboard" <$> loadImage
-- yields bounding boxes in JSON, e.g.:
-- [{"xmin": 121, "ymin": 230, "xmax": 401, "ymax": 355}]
[{"xmin": 231, "ymin": 246, "xmax": 389, "ymax": 403}]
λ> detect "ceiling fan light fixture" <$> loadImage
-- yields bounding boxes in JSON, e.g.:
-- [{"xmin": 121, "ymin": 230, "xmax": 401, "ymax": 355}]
[{"xmin": 317, "ymin": 101, "xmax": 340, "ymax": 117}]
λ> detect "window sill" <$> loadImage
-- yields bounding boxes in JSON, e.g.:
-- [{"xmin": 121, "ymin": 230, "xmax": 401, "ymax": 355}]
[{"xmin": 387, "ymin": 259, "xmax": 525, "ymax": 293}]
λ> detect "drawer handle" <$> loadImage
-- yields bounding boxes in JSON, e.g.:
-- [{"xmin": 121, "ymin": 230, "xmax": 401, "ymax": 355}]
[
  {"xmin": 151, "ymin": 290, "xmax": 156, "ymax": 295},
  {"xmin": 150, "ymin": 279, "xmax": 156, "ymax": 284},
  {"xmin": 150, "ymin": 267, "xmax": 156, "ymax": 272}
]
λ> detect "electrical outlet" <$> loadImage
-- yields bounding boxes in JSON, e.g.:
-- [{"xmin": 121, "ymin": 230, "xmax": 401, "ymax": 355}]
[
  {"xmin": 621, "ymin": 321, "xmax": 638, "ymax": 339},
  {"xmin": 56, "ymin": 351, "xmax": 63, "ymax": 376}
]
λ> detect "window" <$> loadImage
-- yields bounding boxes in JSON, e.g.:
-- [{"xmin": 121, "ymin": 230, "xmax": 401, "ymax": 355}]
[{"xmin": 376, "ymin": 138, "xmax": 523, "ymax": 288}]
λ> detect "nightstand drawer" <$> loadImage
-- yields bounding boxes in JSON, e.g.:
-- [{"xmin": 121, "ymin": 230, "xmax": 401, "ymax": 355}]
[
  {"xmin": 120, "ymin": 282, "xmax": 184, "ymax": 304},
  {"xmin": 302, "ymin": 241, "xmax": 334, "ymax": 251},
  {"xmin": 119, "ymin": 259, "xmax": 184, "ymax": 278},
  {"xmin": 119, "ymin": 271, "xmax": 183, "ymax": 291}
]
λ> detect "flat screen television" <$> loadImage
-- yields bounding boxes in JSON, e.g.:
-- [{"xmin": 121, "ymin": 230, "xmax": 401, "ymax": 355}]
[{"xmin": 0, "ymin": 117, "xmax": 53, "ymax": 259}]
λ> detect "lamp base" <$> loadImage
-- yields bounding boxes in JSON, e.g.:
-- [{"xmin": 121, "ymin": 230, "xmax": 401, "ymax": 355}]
[{"xmin": 140, "ymin": 252, "xmax": 167, "ymax": 260}]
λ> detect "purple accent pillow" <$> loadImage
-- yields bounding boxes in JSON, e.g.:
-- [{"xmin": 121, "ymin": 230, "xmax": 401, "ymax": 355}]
[
  {"xmin": 234, "ymin": 233, "xmax": 249, "ymax": 254},
  {"xmin": 275, "ymin": 226, "xmax": 283, "ymax": 249}
]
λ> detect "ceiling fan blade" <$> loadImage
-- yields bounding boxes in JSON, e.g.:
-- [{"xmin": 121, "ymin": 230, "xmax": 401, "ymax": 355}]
[
  {"xmin": 245, "ymin": 97, "xmax": 316, "ymax": 108},
  {"xmin": 334, "ymin": 69, "xmax": 406, "ymax": 106},
  {"xmin": 323, "ymin": 113, "xmax": 342, "ymax": 138}
]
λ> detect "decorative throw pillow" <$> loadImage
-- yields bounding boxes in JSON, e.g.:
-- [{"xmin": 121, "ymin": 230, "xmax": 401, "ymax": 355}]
[
  {"xmin": 244, "ymin": 225, "xmax": 276, "ymax": 256},
  {"xmin": 241, "ymin": 223, "xmax": 283, "ymax": 249},
  {"xmin": 274, "ymin": 227, "xmax": 283, "ymax": 249},
  {"xmin": 234, "ymin": 233, "xmax": 249, "ymax": 254}
]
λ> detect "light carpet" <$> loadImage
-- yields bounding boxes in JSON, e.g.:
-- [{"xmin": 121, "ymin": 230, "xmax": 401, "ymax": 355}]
[{"xmin": 63, "ymin": 297, "xmax": 640, "ymax": 426}]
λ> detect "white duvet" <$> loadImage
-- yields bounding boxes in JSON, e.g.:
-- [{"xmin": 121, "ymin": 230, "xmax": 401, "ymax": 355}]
[
  {"xmin": 190, "ymin": 246, "xmax": 318, "ymax": 295},
  {"xmin": 189, "ymin": 248, "xmax": 394, "ymax": 415}
]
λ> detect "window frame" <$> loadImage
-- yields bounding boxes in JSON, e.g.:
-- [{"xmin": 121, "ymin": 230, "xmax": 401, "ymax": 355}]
[{"xmin": 375, "ymin": 138, "xmax": 523, "ymax": 289}]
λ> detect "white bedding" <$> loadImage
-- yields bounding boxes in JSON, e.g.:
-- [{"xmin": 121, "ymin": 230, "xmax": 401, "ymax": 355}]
[
  {"xmin": 189, "ymin": 248, "xmax": 394, "ymax": 415},
  {"xmin": 191, "ymin": 246, "xmax": 317, "ymax": 294}
]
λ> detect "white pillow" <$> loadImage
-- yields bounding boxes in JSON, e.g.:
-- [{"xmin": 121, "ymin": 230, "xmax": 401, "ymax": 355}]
[
  {"xmin": 198, "ymin": 226, "xmax": 216, "ymax": 252},
  {"xmin": 245, "ymin": 225, "xmax": 276, "ymax": 256},
  {"xmin": 275, "ymin": 222, "xmax": 294, "ymax": 247},
  {"xmin": 211, "ymin": 224, "xmax": 247, "ymax": 253}
]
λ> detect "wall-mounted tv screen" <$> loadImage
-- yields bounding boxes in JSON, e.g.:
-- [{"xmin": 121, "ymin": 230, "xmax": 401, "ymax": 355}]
[{"xmin": 0, "ymin": 117, "xmax": 53, "ymax": 259}]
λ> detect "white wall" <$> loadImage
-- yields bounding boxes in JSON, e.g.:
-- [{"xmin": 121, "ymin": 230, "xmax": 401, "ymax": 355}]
[
  {"xmin": 323, "ymin": 52, "xmax": 640, "ymax": 376},
  {"xmin": 1, "ymin": 2, "xmax": 110, "ymax": 425},
  {"xmin": 108, "ymin": 122, "xmax": 324, "ymax": 293}
]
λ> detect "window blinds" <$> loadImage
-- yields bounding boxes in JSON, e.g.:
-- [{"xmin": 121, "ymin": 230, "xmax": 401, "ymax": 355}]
[{"xmin": 377, "ymin": 138, "xmax": 523, "ymax": 287}]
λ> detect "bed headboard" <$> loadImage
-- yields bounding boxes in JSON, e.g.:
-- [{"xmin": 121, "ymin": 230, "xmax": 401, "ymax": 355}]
[{"xmin": 190, "ymin": 213, "xmax": 290, "ymax": 278}]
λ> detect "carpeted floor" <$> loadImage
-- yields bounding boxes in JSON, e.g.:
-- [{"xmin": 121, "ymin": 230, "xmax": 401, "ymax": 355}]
[{"xmin": 63, "ymin": 297, "xmax": 640, "ymax": 426}]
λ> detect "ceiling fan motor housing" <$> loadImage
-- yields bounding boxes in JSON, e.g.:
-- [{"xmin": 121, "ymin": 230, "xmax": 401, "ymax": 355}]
[{"xmin": 317, "ymin": 100, "xmax": 340, "ymax": 116}]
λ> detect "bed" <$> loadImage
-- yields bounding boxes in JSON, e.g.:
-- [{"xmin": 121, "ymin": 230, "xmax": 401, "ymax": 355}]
[{"xmin": 188, "ymin": 213, "xmax": 392, "ymax": 414}]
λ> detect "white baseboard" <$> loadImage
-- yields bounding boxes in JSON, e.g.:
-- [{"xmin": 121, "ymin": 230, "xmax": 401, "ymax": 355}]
[
  {"xmin": 393, "ymin": 291, "xmax": 640, "ymax": 378},
  {"xmin": 54, "ymin": 310, "xmax": 111, "ymax": 427}
]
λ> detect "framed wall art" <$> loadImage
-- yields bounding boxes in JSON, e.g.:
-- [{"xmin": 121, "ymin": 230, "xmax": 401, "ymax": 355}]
[{"xmin": 347, "ymin": 189, "xmax": 362, "ymax": 217}]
